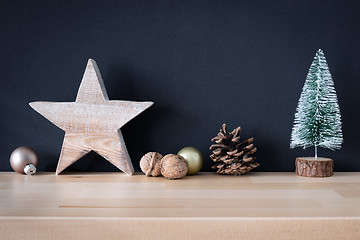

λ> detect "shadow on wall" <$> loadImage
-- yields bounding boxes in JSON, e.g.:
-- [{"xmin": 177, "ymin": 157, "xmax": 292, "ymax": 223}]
[
  {"xmin": 106, "ymin": 64, "xmax": 202, "ymax": 172},
  {"xmin": 43, "ymin": 151, "xmax": 60, "ymax": 172},
  {"xmin": 249, "ymin": 128, "xmax": 284, "ymax": 172},
  {"xmin": 335, "ymin": 53, "xmax": 360, "ymax": 158},
  {"xmin": 107, "ymin": 66, "xmax": 171, "ymax": 172}
]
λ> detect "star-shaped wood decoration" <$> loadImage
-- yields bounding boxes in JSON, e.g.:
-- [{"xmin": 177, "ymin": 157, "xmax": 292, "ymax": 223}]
[{"xmin": 29, "ymin": 59, "xmax": 153, "ymax": 175}]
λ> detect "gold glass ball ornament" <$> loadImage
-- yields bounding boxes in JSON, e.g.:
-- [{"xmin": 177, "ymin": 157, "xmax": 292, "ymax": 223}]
[
  {"xmin": 10, "ymin": 146, "xmax": 38, "ymax": 175},
  {"xmin": 177, "ymin": 146, "xmax": 203, "ymax": 175}
]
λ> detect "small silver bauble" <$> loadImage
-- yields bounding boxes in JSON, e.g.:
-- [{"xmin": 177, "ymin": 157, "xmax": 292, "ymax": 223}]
[{"xmin": 10, "ymin": 146, "xmax": 38, "ymax": 175}]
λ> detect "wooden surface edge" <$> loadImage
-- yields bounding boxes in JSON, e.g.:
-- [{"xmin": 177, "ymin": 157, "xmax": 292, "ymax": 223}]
[{"xmin": 0, "ymin": 217, "xmax": 359, "ymax": 240}]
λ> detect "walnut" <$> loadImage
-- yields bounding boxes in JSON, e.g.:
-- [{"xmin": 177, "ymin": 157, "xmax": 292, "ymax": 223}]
[
  {"xmin": 140, "ymin": 152, "xmax": 163, "ymax": 177},
  {"xmin": 160, "ymin": 154, "xmax": 188, "ymax": 179}
]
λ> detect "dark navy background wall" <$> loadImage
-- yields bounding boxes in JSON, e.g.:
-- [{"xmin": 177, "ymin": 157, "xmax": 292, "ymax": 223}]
[{"xmin": 1, "ymin": 0, "xmax": 359, "ymax": 172}]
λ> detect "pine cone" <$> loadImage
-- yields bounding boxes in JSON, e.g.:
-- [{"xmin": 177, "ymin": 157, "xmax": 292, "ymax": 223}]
[{"xmin": 210, "ymin": 124, "xmax": 259, "ymax": 175}]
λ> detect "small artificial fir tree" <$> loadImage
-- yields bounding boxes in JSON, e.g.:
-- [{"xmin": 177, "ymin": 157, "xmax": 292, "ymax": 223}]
[{"xmin": 290, "ymin": 49, "xmax": 343, "ymax": 158}]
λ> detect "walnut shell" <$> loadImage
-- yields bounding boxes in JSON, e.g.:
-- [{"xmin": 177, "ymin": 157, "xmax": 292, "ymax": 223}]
[
  {"xmin": 160, "ymin": 154, "xmax": 188, "ymax": 179},
  {"xmin": 140, "ymin": 152, "xmax": 163, "ymax": 177}
]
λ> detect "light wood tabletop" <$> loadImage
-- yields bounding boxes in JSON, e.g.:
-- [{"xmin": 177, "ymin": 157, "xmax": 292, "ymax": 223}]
[{"xmin": 0, "ymin": 172, "xmax": 359, "ymax": 239}]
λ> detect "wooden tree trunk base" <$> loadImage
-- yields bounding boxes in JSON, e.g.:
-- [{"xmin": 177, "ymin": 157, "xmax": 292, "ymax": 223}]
[{"xmin": 295, "ymin": 157, "xmax": 333, "ymax": 177}]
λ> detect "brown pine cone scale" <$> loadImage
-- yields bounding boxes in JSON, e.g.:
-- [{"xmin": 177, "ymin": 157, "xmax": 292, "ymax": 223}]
[{"xmin": 210, "ymin": 124, "xmax": 259, "ymax": 175}]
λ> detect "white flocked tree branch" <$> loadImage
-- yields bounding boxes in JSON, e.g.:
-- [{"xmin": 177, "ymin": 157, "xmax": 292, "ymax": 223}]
[{"xmin": 290, "ymin": 49, "xmax": 343, "ymax": 158}]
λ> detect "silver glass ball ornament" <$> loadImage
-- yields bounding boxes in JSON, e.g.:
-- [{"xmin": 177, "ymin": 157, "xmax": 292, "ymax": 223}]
[{"xmin": 10, "ymin": 147, "xmax": 38, "ymax": 175}]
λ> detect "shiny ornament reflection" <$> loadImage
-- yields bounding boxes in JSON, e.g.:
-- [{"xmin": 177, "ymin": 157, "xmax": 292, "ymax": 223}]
[
  {"xmin": 10, "ymin": 147, "xmax": 38, "ymax": 175},
  {"xmin": 178, "ymin": 147, "xmax": 203, "ymax": 175}
]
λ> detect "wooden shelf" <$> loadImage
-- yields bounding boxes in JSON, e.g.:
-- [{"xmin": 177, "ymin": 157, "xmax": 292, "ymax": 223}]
[{"xmin": 0, "ymin": 172, "xmax": 359, "ymax": 239}]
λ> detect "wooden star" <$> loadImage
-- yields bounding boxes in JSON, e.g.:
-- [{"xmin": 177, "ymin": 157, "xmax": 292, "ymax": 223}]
[{"xmin": 29, "ymin": 59, "xmax": 153, "ymax": 175}]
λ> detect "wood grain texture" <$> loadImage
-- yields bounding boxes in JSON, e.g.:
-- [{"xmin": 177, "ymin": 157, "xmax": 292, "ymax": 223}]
[
  {"xmin": 296, "ymin": 157, "xmax": 333, "ymax": 177},
  {"xmin": 29, "ymin": 59, "xmax": 153, "ymax": 175},
  {"xmin": 0, "ymin": 172, "xmax": 359, "ymax": 239}
]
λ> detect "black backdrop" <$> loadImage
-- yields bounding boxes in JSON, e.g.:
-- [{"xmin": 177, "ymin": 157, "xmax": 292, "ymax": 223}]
[{"xmin": 1, "ymin": 0, "xmax": 359, "ymax": 173}]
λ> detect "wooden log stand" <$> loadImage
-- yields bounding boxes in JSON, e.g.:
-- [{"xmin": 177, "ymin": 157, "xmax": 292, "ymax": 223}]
[{"xmin": 295, "ymin": 157, "xmax": 333, "ymax": 177}]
